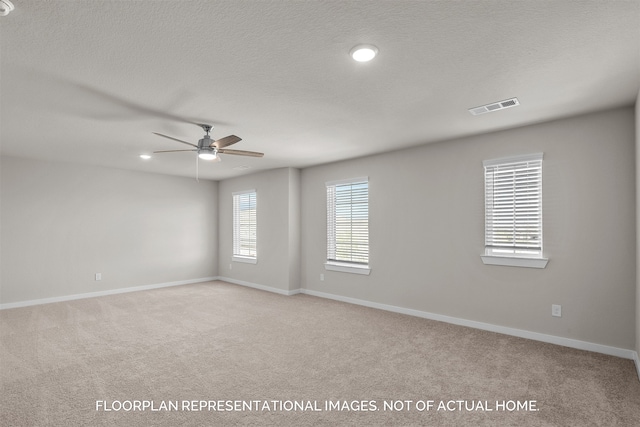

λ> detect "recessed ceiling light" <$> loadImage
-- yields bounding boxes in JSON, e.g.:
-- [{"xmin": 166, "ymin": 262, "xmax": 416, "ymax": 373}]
[
  {"xmin": 0, "ymin": 0, "xmax": 15, "ymax": 17},
  {"xmin": 139, "ymin": 154, "xmax": 152, "ymax": 160},
  {"xmin": 350, "ymin": 44, "xmax": 378, "ymax": 62}
]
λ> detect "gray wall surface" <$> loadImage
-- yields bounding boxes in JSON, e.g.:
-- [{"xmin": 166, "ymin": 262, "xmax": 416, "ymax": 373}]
[
  {"xmin": 636, "ymin": 90, "xmax": 640, "ymax": 356},
  {"xmin": 0, "ymin": 157, "xmax": 218, "ymax": 304},
  {"xmin": 0, "ymin": 107, "xmax": 636, "ymax": 352},
  {"xmin": 288, "ymin": 168, "xmax": 302, "ymax": 290},
  {"xmin": 301, "ymin": 107, "xmax": 636, "ymax": 350},
  {"xmin": 217, "ymin": 167, "xmax": 301, "ymax": 292}
]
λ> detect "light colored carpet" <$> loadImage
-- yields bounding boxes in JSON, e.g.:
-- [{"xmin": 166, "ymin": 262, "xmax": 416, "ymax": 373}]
[{"xmin": 1, "ymin": 280, "xmax": 639, "ymax": 426}]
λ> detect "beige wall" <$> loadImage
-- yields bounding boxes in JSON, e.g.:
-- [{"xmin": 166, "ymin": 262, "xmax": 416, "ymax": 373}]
[
  {"xmin": 217, "ymin": 167, "xmax": 300, "ymax": 292},
  {"xmin": 0, "ymin": 157, "xmax": 218, "ymax": 304},
  {"xmin": 301, "ymin": 107, "xmax": 636, "ymax": 349}
]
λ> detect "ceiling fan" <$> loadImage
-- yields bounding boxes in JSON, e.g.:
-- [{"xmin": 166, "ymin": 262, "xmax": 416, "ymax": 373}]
[{"xmin": 153, "ymin": 124, "xmax": 264, "ymax": 162}]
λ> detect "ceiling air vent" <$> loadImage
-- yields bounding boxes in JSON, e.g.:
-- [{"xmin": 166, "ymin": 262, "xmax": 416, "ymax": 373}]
[{"xmin": 468, "ymin": 98, "xmax": 519, "ymax": 115}]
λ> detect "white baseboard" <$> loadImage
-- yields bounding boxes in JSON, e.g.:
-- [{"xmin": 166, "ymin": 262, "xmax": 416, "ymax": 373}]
[
  {"xmin": 300, "ymin": 288, "xmax": 636, "ymax": 361},
  {"xmin": 217, "ymin": 276, "xmax": 301, "ymax": 296},
  {"xmin": 634, "ymin": 351, "xmax": 640, "ymax": 381},
  {"xmin": 0, "ymin": 277, "xmax": 218, "ymax": 310}
]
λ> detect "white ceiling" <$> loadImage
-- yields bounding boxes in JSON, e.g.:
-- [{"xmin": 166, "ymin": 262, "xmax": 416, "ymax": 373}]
[{"xmin": 1, "ymin": 1, "xmax": 639, "ymax": 181}]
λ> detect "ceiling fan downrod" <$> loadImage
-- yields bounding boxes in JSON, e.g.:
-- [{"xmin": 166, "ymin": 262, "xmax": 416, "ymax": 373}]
[{"xmin": 200, "ymin": 124, "xmax": 212, "ymax": 135}]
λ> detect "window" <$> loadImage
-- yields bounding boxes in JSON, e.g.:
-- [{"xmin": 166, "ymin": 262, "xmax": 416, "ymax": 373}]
[
  {"xmin": 325, "ymin": 177, "xmax": 370, "ymax": 275},
  {"xmin": 481, "ymin": 153, "xmax": 548, "ymax": 268},
  {"xmin": 232, "ymin": 190, "xmax": 257, "ymax": 264}
]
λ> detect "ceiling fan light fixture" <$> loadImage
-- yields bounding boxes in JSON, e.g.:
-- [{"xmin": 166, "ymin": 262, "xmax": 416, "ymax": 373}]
[
  {"xmin": 198, "ymin": 150, "xmax": 217, "ymax": 161},
  {"xmin": 139, "ymin": 154, "xmax": 152, "ymax": 160},
  {"xmin": 350, "ymin": 44, "xmax": 378, "ymax": 62}
]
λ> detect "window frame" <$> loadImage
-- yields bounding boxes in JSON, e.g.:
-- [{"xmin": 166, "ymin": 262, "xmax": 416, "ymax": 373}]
[
  {"xmin": 325, "ymin": 177, "xmax": 371, "ymax": 275},
  {"xmin": 232, "ymin": 189, "xmax": 257, "ymax": 264},
  {"xmin": 481, "ymin": 153, "xmax": 548, "ymax": 269}
]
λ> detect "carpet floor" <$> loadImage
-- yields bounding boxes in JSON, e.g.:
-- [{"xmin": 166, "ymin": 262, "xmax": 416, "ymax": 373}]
[{"xmin": 1, "ymin": 280, "xmax": 639, "ymax": 426}]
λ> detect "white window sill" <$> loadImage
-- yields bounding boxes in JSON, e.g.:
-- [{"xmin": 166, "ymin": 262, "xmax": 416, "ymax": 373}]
[
  {"xmin": 481, "ymin": 255, "xmax": 548, "ymax": 269},
  {"xmin": 233, "ymin": 256, "xmax": 257, "ymax": 264},
  {"xmin": 324, "ymin": 262, "xmax": 371, "ymax": 275}
]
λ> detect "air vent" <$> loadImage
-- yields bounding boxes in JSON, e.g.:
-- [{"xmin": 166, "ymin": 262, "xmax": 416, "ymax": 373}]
[{"xmin": 468, "ymin": 97, "xmax": 519, "ymax": 115}]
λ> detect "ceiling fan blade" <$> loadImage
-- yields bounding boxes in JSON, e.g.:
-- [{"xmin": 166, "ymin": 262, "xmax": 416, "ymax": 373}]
[
  {"xmin": 218, "ymin": 149, "xmax": 264, "ymax": 157},
  {"xmin": 152, "ymin": 132, "xmax": 198, "ymax": 148},
  {"xmin": 68, "ymin": 80, "xmax": 231, "ymax": 126},
  {"xmin": 153, "ymin": 149, "xmax": 198, "ymax": 153},
  {"xmin": 211, "ymin": 135, "xmax": 242, "ymax": 148},
  {"xmin": 8, "ymin": 69, "xmax": 233, "ymax": 126}
]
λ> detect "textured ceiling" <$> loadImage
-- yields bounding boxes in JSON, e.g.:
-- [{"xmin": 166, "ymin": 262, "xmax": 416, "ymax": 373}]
[{"xmin": 1, "ymin": 1, "xmax": 639, "ymax": 180}]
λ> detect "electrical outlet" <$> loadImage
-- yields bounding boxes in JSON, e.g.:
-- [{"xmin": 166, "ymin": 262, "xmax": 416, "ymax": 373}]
[
  {"xmin": 320, "ymin": 274, "xmax": 324, "ymax": 281},
  {"xmin": 552, "ymin": 304, "xmax": 562, "ymax": 317},
  {"xmin": 230, "ymin": 263, "xmax": 233, "ymax": 270},
  {"xmin": 95, "ymin": 273, "xmax": 102, "ymax": 281}
]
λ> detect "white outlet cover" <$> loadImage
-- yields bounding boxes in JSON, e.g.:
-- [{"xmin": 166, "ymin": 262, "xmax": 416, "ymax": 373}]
[{"xmin": 552, "ymin": 304, "xmax": 562, "ymax": 317}]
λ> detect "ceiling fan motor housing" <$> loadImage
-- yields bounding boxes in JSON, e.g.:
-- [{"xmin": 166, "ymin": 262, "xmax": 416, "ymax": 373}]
[{"xmin": 198, "ymin": 136, "xmax": 212, "ymax": 149}]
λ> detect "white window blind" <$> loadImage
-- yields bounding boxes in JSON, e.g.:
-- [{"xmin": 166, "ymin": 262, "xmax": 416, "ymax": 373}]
[
  {"xmin": 326, "ymin": 178, "xmax": 369, "ymax": 265},
  {"xmin": 233, "ymin": 190, "xmax": 257, "ymax": 259},
  {"xmin": 484, "ymin": 154, "xmax": 543, "ymax": 254}
]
